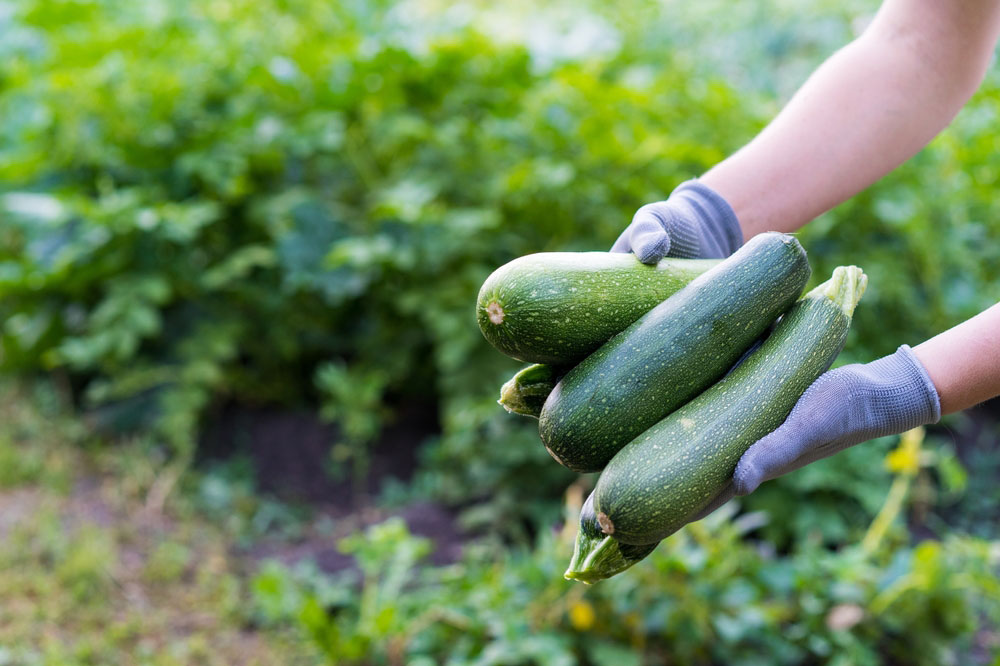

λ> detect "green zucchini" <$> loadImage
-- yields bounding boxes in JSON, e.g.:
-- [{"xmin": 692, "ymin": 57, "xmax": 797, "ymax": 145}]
[
  {"xmin": 497, "ymin": 311, "xmax": 773, "ymax": 421},
  {"xmin": 564, "ymin": 490, "xmax": 656, "ymax": 584},
  {"xmin": 563, "ymin": 335, "xmax": 773, "ymax": 584},
  {"xmin": 498, "ymin": 363, "xmax": 565, "ymax": 418},
  {"xmin": 589, "ymin": 266, "xmax": 867, "ymax": 548},
  {"xmin": 477, "ymin": 253, "xmax": 718, "ymax": 365},
  {"xmin": 539, "ymin": 232, "xmax": 810, "ymax": 473}
]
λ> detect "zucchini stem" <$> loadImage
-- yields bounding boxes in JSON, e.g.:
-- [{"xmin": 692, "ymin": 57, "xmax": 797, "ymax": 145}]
[
  {"xmin": 565, "ymin": 533, "xmax": 619, "ymax": 584},
  {"xmin": 564, "ymin": 530, "xmax": 657, "ymax": 584},
  {"xmin": 807, "ymin": 265, "xmax": 867, "ymax": 318},
  {"xmin": 498, "ymin": 375, "xmax": 532, "ymax": 416}
]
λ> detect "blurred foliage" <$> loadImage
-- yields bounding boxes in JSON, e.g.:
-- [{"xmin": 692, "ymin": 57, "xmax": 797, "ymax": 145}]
[
  {"xmin": 3, "ymin": 0, "xmax": 1000, "ymax": 661},
  {"xmin": 0, "ymin": 0, "xmax": 764, "ymax": 523},
  {"xmin": 254, "ymin": 508, "xmax": 1000, "ymax": 665}
]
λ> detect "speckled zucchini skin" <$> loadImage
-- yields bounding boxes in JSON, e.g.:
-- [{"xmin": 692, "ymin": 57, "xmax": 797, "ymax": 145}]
[
  {"xmin": 592, "ymin": 267, "xmax": 865, "ymax": 546},
  {"xmin": 539, "ymin": 233, "xmax": 810, "ymax": 473},
  {"xmin": 476, "ymin": 253, "xmax": 718, "ymax": 365}
]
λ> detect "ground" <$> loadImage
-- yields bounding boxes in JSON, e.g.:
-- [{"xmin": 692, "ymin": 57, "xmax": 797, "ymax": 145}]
[
  {"xmin": 4, "ymin": 375, "xmax": 997, "ymax": 664},
  {"xmin": 199, "ymin": 400, "xmax": 467, "ymax": 570},
  {"xmin": 0, "ymin": 382, "xmax": 321, "ymax": 665},
  {"xmin": 0, "ymin": 381, "xmax": 465, "ymax": 665}
]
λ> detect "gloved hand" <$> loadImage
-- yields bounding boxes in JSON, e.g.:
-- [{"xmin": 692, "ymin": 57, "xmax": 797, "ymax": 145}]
[
  {"xmin": 611, "ymin": 179, "xmax": 744, "ymax": 262},
  {"xmin": 690, "ymin": 344, "xmax": 942, "ymax": 522},
  {"xmin": 733, "ymin": 344, "xmax": 941, "ymax": 495}
]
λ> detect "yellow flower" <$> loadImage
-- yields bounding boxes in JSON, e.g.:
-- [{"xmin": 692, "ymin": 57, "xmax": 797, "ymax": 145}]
[
  {"xmin": 568, "ymin": 600, "xmax": 596, "ymax": 631},
  {"xmin": 884, "ymin": 427, "xmax": 924, "ymax": 476}
]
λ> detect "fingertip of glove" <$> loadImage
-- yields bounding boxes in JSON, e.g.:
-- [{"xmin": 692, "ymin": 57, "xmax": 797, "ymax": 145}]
[
  {"xmin": 633, "ymin": 233, "xmax": 671, "ymax": 264},
  {"xmin": 733, "ymin": 456, "xmax": 760, "ymax": 496}
]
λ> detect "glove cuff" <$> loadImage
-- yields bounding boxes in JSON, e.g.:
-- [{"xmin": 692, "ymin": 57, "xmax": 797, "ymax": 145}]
[
  {"xmin": 899, "ymin": 344, "xmax": 942, "ymax": 424},
  {"xmin": 874, "ymin": 344, "xmax": 942, "ymax": 432},
  {"xmin": 671, "ymin": 179, "xmax": 744, "ymax": 258}
]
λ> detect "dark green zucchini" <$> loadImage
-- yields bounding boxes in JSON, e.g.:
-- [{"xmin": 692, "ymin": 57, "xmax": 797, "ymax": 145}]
[
  {"xmin": 590, "ymin": 266, "xmax": 867, "ymax": 548},
  {"xmin": 477, "ymin": 253, "xmax": 718, "ymax": 365},
  {"xmin": 539, "ymin": 232, "xmax": 810, "ymax": 473}
]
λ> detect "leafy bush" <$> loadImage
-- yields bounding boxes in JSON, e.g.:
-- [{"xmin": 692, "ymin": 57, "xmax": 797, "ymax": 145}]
[
  {"xmin": 2, "ymin": 0, "xmax": 999, "ymax": 538},
  {"xmin": 253, "ymin": 510, "xmax": 1000, "ymax": 665},
  {"xmin": 0, "ymin": 0, "xmax": 761, "ymax": 514},
  {"xmin": 5, "ymin": 1, "xmax": 1000, "ymax": 662},
  {"xmin": 253, "ymin": 431, "xmax": 998, "ymax": 664}
]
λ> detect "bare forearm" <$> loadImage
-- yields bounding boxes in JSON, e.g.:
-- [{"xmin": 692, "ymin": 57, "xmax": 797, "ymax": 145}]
[
  {"xmin": 702, "ymin": 0, "xmax": 1000, "ymax": 238},
  {"xmin": 912, "ymin": 303, "xmax": 1000, "ymax": 414}
]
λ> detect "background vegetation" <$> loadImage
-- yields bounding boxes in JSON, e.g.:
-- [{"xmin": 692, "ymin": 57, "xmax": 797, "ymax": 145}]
[{"xmin": 1, "ymin": 0, "xmax": 999, "ymax": 663}]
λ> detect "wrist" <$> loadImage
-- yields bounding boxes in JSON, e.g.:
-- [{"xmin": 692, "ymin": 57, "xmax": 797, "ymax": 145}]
[{"xmin": 871, "ymin": 345, "xmax": 942, "ymax": 431}]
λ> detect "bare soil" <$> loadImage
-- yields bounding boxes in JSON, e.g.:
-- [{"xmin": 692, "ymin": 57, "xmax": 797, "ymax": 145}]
[{"xmin": 198, "ymin": 398, "xmax": 468, "ymax": 572}]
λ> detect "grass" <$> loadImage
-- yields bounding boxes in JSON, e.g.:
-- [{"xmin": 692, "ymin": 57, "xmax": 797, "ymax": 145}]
[{"xmin": 0, "ymin": 379, "xmax": 321, "ymax": 665}]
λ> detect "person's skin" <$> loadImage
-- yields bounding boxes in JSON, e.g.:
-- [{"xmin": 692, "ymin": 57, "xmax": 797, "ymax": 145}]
[
  {"xmin": 913, "ymin": 303, "xmax": 1000, "ymax": 414},
  {"xmin": 700, "ymin": 0, "xmax": 1000, "ymax": 413},
  {"xmin": 703, "ymin": 0, "xmax": 1000, "ymax": 237}
]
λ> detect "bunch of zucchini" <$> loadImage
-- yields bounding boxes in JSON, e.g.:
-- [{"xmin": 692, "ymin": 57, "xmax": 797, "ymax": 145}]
[{"xmin": 477, "ymin": 233, "xmax": 867, "ymax": 583}]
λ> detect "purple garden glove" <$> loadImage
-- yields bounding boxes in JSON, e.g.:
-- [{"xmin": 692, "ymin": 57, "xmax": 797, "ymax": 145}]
[
  {"xmin": 691, "ymin": 344, "xmax": 942, "ymax": 522},
  {"xmin": 734, "ymin": 344, "xmax": 941, "ymax": 494},
  {"xmin": 611, "ymin": 179, "xmax": 743, "ymax": 262}
]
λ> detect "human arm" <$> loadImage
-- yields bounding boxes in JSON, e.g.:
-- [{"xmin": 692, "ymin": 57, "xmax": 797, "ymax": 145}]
[
  {"xmin": 912, "ymin": 302, "xmax": 1000, "ymax": 414},
  {"xmin": 702, "ymin": 0, "xmax": 1000, "ymax": 238},
  {"xmin": 621, "ymin": 0, "xmax": 1000, "ymax": 511},
  {"xmin": 617, "ymin": 0, "xmax": 1000, "ymax": 264}
]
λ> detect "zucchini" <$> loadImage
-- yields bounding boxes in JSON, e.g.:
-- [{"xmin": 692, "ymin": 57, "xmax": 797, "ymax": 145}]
[
  {"xmin": 498, "ymin": 363, "xmax": 565, "ymax": 418},
  {"xmin": 496, "ymin": 320, "xmax": 773, "ymax": 422},
  {"xmin": 497, "ymin": 320, "xmax": 768, "ymax": 419},
  {"xmin": 499, "ymin": 331, "xmax": 772, "ymax": 421},
  {"xmin": 589, "ymin": 266, "xmax": 867, "ymax": 548},
  {"xmin": 564, "ymin": 490, "xmax": 656, "ymax": 584},
  {"xmin": 477, "ymin": 253, "xmax": 718, "ymax": 365},
  {"xmin": 539, "ymin": 232, "xmax": 810, "ymax": 473}
]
